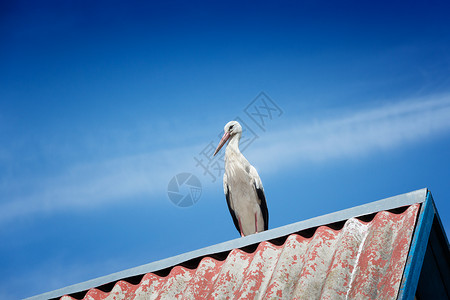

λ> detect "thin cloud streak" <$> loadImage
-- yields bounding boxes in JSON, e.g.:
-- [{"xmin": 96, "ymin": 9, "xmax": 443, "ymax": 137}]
[
  {"xmin": 2, "ymin": 94, "xmax": 450, "ymax": 224},
  {"xmin": 0, "ymin": 146, "xmax": 197, "ymax": 224},
  {"xmin": 251, "ymin": 94, "xmax": 450, "ymax": 172}
]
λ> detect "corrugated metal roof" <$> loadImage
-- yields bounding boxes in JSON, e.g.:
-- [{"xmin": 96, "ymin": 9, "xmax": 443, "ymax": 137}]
[
  {"xmin": 57, "ymin": 204, "xmax": 420, "ymax": 300},
  {"xmin": 29, "ymin": 188, "xmax": 450, "ymax": 300}
]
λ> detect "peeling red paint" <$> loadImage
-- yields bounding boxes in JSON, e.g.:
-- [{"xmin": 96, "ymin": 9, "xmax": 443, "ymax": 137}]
[{"xmin": 59, "ymin": 204, "xmax": 419, "ymax": 300}]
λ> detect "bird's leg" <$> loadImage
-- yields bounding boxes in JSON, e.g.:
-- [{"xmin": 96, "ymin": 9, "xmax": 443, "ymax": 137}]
[{"xmin": 238, "ymin": 217, "xmax": 244, "ymax": 237}]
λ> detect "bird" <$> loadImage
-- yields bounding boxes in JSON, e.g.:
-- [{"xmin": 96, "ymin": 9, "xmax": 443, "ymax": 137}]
[{"xmin": 213, "ymin": 121, "xmax": 268, "ymax": 236}]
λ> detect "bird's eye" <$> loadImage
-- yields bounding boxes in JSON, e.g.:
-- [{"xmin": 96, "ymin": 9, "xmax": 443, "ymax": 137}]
[{"xmin": 229, "ymin": 125, "xmax": 234, "ymax": 131}]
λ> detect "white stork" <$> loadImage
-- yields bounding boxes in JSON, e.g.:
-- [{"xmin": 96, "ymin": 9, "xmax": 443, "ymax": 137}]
[{"xmin": 213, "ymin": 121, "xmax": 268, "ymax": 236}]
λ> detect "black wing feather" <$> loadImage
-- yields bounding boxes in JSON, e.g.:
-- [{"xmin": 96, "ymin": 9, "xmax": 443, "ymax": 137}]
[
  {"xmin": 226, "ymin": 186, "xmax": 241, "ymax": 234},
  {"xmin": 254, "ymin": 183, "xmax": 269, "ymax": 230}
]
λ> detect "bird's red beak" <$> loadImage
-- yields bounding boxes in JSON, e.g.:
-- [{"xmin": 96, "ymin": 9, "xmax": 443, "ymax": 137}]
[{"xmin": 213, "ymin": 131, "xmax": 230, "ymax": 156}]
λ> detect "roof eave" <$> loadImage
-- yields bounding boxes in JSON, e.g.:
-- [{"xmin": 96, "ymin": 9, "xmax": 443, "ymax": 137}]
[{"xmin": 398, "ymin": 190, "xmax": 450, "ymax": 299}]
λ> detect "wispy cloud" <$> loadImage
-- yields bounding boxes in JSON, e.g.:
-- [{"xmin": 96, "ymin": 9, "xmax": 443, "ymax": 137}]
[
  {"xmin": 2, "ymin": 93, "xmax": 450, "ymax": 224},
  {"xmin": 0, "ymin": 145, "xmax": 197, "ymax": 224},
  {"xmin": 3, "ymin": 255, "xmax": 129, "ymax": 299},
  {"xmin": 250, "ymin": 93, "xmax": 450, "ymax": 172}
]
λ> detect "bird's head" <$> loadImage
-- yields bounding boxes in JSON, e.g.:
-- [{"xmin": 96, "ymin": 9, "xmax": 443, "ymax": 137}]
[
  {"xmin": 224, "ymin": 120, "xmax": 242, "ymax": 136},
  {"xmin": 213, "ymin": 121, "xmax": 242, "ymax": 156}
]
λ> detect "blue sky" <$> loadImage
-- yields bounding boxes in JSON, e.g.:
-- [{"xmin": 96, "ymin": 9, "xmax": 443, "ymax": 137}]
[{"xmin": 1, "ymin": 1, "xmax": 450, "ymax": 298}]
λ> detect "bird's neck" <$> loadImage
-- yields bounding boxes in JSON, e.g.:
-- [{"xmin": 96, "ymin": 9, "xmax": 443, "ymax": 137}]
[{"xmin": 227, "ymin": 132, "xmax": 241, "ymax": 154}]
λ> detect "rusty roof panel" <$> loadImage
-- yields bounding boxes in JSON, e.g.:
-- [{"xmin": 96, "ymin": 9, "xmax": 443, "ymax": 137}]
[{"xmin": 58, "ymin": 203, "xmax": 420, "ymax": 300}]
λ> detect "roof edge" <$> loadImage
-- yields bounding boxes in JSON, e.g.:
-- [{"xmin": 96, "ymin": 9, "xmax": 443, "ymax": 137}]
[
  {"xmin": 398, "ymin": 190, "xmax": 434, "ymax": 298},
  {"xmin": 26, "ymin": 188, "xmax": 428, "ymax": 300}
]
